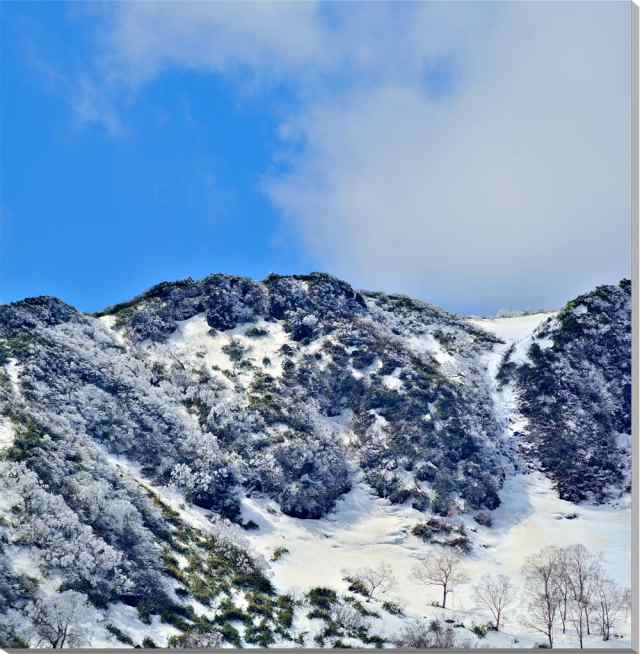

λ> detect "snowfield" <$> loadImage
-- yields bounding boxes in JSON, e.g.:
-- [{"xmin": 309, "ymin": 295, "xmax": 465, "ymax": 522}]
[{"xmin": 239, "ymin": 472, "xmax": 630, "ymax": 648}]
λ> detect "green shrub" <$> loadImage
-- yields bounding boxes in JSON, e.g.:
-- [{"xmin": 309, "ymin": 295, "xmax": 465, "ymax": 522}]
[
  {"xmin": 214, "ymin": 599, "xmax": 249, "ymax": 625},
  {"xmin": 161, "ymin": 609, "xmax": 191, "ymax": 631},
  {"xmin": 343, "ymin": 576, "xmax": 369, "ymax": 598},
  {"xmin": 247, "ymin": 593, "xmax": 274, "ymax": 619},
  {"xmin": 105, "ymin": 623, "xmax": 134, "ymax": 646},
  {"xmin": 307, "ymin": 587, "xmax": 338, "ymax": 610},
  {"xmin": 382, "ymin": 600, "xmax": 404, "ymax": 616},
  {"xmin": 245, "ymin": 620, "xmax": 276, "ymax": 647},
  {"xmin": 246, "ymin": 326, "xmax": 269, "ymax": 338},
  {"xmin": 232, "ymin": 572, "xmax": 275, "ymax": 595},
  {"xmin": 219, "ymin": 623, "xmax": 242, "ymax": 648},
  {"xmin": 471, "ymin": 623, "xmax": 489, "ymax": 639},
  {"xmin": 343, "ymin": 597, "xmax": 379, "ymax": 618},
  {"xmin": 271, "ymin": 546, "xmax": 290, "ymax": 562},
  {"xmin": 308, "ymin": 608, "xmax": 332, "ymax": 622}
]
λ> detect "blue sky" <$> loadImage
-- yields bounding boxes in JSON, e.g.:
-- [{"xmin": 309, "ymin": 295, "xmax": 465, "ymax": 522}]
[
  {"xmin": 0, "ymin": 2, "xmax": 632, "ymax": 315},
  {"xmin": 1, "ymin": 1, "xmax": 314, "ymax": 311}
]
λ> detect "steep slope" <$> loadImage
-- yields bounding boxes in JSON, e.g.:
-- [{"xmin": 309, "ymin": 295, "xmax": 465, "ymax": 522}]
[
  {"xmin": 0, "ymin": 274, "xmax": 631, "ymax": 648},
  {"xmin": 494, "ymin": 281, "xmax": 632, "ymax": 502}
]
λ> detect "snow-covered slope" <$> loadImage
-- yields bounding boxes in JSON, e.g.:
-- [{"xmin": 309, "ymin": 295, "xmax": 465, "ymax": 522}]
[{"xmin": 0, "ymin": 275, "xmax": 631, "ymax": 648}]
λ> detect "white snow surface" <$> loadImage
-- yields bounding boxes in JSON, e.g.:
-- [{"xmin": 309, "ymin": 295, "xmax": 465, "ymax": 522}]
[
  {"xmin": 469, "ymin": 312, "xmax": 556, "ymax": 367},
  {"xmin": 145, "ymin": 314, "xmax": 291, "ymax": 380},
  {"xmin": 98, "ymin": 314, "xmax": 127, "ymax": 347},
  {"xmin": 5, "ymin": 359, "xmax": 21, "ymax": 398},
  {"xmin": 240, "ymin": 470, "xmax": 630, "ymax": 643},
  {"xmin": 0, "ymin": 417, "xmax": 15, "ymax": 451}
]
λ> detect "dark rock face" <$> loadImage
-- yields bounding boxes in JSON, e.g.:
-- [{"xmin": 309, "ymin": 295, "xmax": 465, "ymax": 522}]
[{"xmin": 500, "ymin": 280, "xmax": 632, "ymax": 503}]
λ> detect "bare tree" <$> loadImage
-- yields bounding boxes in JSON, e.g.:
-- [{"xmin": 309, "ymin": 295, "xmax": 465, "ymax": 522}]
[
  {"xmin": 473, "ymin": 573, "xmax": 516, "ymax": 631},
  {"xmin": 593, "ymin": 572, "xmax": 626, "ymax": 641},
  {"xmin": 562, "ymin": 544, "xmax": 598, "ymax": 644},
  {"xmin": 554, "ymin": 548, "xmax": 572, "ymax": 634},
  {"xmin": 621, "ymin": 587, "xmax": 632, "ymax": 621},
  {"xmin": 363, "ymin": 563, "xmax": 397, "ymax": 600},
  {"xmin": 521, "ymin": 546, "xmax": 561, "ymax": 648},
  {"xmin": 567, "ymin": 594, "xmax": 586, "ymax": 649},
  {"xmin": 412, "ymin": 552, "xmax": 469, "ymax": 609},
  {"xmin": 25, "ymin": 591, "xmax": 94, "ymax": 649},
  {"xmin": 343, "ymin": 563, "xmax": 397, "ymax": 601}
]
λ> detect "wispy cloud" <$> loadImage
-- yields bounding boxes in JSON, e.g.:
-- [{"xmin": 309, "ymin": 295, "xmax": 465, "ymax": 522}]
[{"xmin": 61, "ymin": 1, "xmax": 632, "ymax": 311}]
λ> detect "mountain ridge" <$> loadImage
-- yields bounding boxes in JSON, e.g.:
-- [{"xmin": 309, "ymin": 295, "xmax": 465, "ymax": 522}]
[{"xmin": 0, "ymin": 272, "xmax": 631, "ymax": 648}]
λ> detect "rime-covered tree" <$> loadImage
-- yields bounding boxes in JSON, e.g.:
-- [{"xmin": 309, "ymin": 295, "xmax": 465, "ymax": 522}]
[{"xmin": 25, "ymin": 591, "xmax": 96, "ymax": 649}]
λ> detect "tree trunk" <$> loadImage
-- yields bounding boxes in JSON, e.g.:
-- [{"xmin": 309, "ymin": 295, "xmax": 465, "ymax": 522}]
[
  {"xmin": 577, "ymin": 611, "xmax": 584, "ymax": 649},
  {"xmin": 442, "ymin": 584, "xmax": 447, "ymax": 609},
  {"xmin": 585, "ymin": 607, "xmax": 591, "ymax": 635}
]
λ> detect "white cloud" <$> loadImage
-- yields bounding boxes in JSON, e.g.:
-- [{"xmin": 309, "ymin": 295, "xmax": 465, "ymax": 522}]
[
  {"xmin": 88, "ymin": 1, "xmax": 632, "ymax": 312},
  {"xmin": 96, "ymin": 1, "xmax": 334, "ymax": 86}
]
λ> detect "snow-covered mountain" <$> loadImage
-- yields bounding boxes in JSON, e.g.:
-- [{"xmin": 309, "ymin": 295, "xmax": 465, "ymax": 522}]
[{"xmin": 0, "ymin": 273, "xmax": 631, "ymax": 648}]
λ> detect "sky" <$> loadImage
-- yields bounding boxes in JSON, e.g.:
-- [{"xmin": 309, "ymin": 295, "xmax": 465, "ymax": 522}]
[{"xmin": 0, "ymin": 1, "xmax": 633, "ymax": 315}]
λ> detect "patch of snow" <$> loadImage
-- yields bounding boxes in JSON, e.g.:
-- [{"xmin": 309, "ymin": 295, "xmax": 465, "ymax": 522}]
[
  {"xmin": 381, "ymin": 368, "xmax": 403, "ymax": 391},
  {"xmin": 154, "ymin": 314, "xmax": 291, "ymax": 378},
  {"xmin": 5, "ymin": 359, "xmax": 21, "ymax": 398},
  {"xmin": 469, "ymin": 312, "xmax": 555, "ymax": 342},
  {"xmin": 0, "ymin": 416, "xmax": 15, "ymax": 451},
  {"xmin": 98, "ymin": 314, "xmax": 127, "ymax": 347},
  {"xmin": 469, "ymin": 312, "xmax": 556, "ymax": 367},
  {"xmin": 616, "ymin": 432, "xmax": 631, "ymax": 450},
  {"xmin": 406, "ymin": 333, "xmax": 454, "ymax": 367},
  {"xmin": 466, "ymin": 313, "xmax": 557, "ymax": 448}
]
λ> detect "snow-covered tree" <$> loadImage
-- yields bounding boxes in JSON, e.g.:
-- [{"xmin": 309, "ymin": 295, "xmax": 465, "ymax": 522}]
[{"xmin": 25, "ymin": 591, "xmax": 96, "ymax": 648}]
